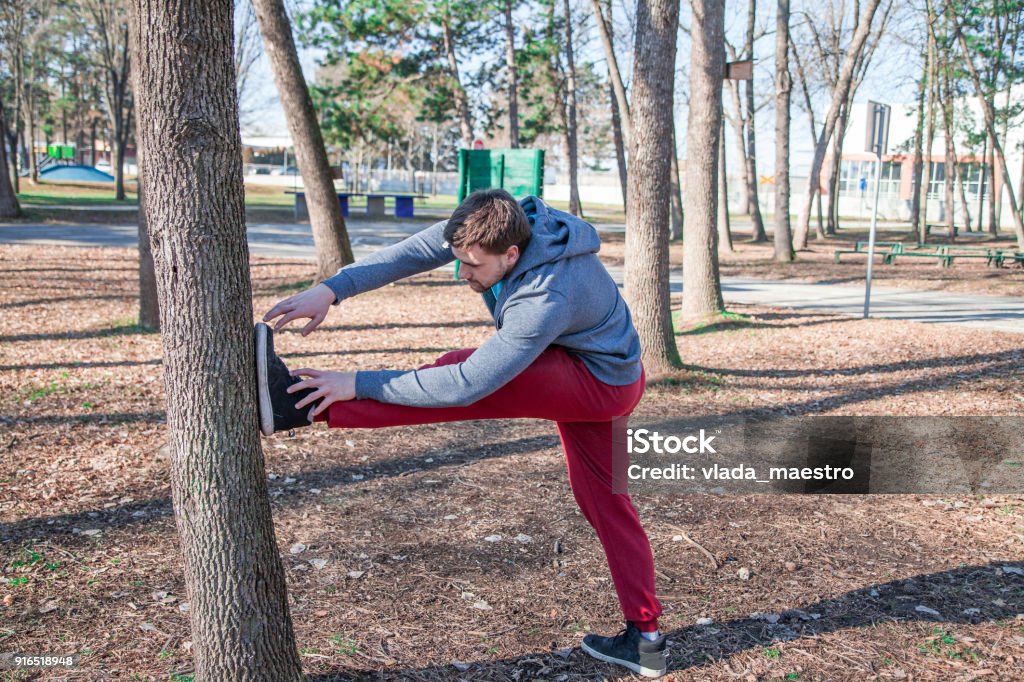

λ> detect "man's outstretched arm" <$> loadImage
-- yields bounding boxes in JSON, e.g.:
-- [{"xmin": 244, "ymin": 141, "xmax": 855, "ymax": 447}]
[{"xmin": 263, "ymin": 220, "xmax": 453, "ymax": 334}]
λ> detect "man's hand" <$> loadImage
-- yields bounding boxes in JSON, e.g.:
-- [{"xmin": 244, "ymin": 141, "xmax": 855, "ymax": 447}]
[
  {"xmin": 263, "ymin": 283, "xmax": 337, "ymax": 335},
  {"xmin": 289, "ymin": 369, "xmax": 356, "ymax": 418}
]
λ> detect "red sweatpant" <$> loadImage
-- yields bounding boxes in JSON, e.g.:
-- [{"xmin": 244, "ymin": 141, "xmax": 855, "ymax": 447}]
[{"xmin": 318, "ymin": 345, "xmax": 662, "ymax": 630}]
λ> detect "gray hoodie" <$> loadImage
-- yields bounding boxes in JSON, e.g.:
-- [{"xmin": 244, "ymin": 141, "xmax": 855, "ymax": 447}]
[{"xmin": 321, "ymin": 196, "xmax": 642, "ymax": 408}]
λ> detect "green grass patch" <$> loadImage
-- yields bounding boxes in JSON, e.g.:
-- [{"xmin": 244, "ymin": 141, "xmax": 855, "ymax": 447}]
[{"xmin": 674, "ymin": 309, "xmax": 756, "ymax": 335}]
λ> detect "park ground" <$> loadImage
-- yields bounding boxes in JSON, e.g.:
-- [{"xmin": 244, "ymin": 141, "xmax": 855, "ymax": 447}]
[
  {"xmin": 2, "ymin": 183, "xmax": 1024, "ymax": 680},
  {"xmin": 0, "ymin": 230, "xmax": 1022, "ymax": 681}
]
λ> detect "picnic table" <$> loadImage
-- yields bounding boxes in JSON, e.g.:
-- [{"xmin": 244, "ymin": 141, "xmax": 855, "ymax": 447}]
[
  {"xmin": 832, "ymin": 241, "xmax": 906, "ymax": 263},
  {"xmin": 289, "ymin": 191, "xmax": 427, "ymax": 220},
  {"xmin": 833, "ymin": 240, "xmax": 1024, "ymax": 268}
]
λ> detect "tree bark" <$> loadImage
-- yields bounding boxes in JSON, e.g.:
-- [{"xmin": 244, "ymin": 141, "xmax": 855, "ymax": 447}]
[
  {"xmin": 774, "ymin": 0, "xmax": 792, "ymax": 261},
  {"xmin": 129, "ymin": 1, "xmax": 303, "ymax": 678},
  {"xmin": 0, "ymin": 99, "xmax": 21, "ymax": 218},
  {"xmin": 743, "ymin": 0, "xmax": 766, "ymax": 242},
  {"xmin": 624, "ymin": 0, "xmax": 681, "ymax": 374},
  {"xmin": 681, "ymin": 0, "xmax": 726, "ymax": 326},
  {"xmin": 252, "ymin": 0, "xmax": 354, "ymax": 280},
  {"xmin": 792, "ymin": 0, "xmax": 883, "ymax": 250},
  {"xmin": 503, "ymin": 0, "xmax": 519, "ymax": 148},
  {"xmin": 563, "ymin": 0, "xmax": 581, "ymax": 217},
  {"xmin": 718, "ymin": 118, "xmax": 733, "ymax": 253}
]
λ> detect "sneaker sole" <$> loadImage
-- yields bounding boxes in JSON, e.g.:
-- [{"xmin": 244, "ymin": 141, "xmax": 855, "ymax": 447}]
[
  {"xmin": 255, "ymin": 323, "xmax": 274, "ymax": 437},
  {"xmin": 580, "ymin": 640, "xmax": 666, "ymax": 679}
]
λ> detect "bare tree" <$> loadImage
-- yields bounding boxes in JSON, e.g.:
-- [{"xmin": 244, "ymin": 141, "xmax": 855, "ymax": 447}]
[
  {"xmin": 441, "ymin": 10, "xmax": 474, "ymax": 147},
  {"xmin": 562, "ymin": 0, "xmax": 581, "ymax": 216},
  {"xmin": 129, "ymin": 0, "xmax": 303, "ymax": 677},
  {"xmin": 718, "ymin": 118, "xmax": 734, "ymax": 252},
  {"xmin": 82, "ymin": 0, "xmax": 133, "ymax": 201},
  {"xmin": 593, "ymin": 0, "xmax": 630, "ymax": 206},
  {"xmin": 0, "ymin": 98, "xmax": 20, "ymax": 218},
  {"xmin": 789, "ymin": 35, "xmax": 824, "ymax": 235},
  {"xmin": 235, "ymin": 1, "xmax": 264, "ymax": 128},
  {"xmin": 681, "ymin": 0, "xmax": 726, "ymax": 325},
  {"xmin": 774, "ymin": 0, "xmax": 792, "ymax": 261},
  {"xmin": 252, "ymin": 0, "xmax": 355, "ymax": 281},
  {"xmin": 625, "ymin": 0, "xmax": 681, "ymax": 374},
  {"xmin": 793, "ymin": 0, "xmax": 883, "ymax": 250},
  {"xmin": 742, "ymin": 0, "xmax": 766, "ymax": 241}
]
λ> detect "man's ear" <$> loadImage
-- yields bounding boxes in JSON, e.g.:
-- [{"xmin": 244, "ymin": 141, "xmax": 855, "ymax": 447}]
[{"xmin": 505, "ymin": 245, "xmax": 520, "ymax": 265}]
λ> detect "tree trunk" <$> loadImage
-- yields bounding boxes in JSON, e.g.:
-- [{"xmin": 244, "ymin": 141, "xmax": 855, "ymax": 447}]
[
  {"xmin": 920, "ymin": 20, "xmax": 937, "ymax": 245},
  {"xmin": 743, "ymin": 0, "xmax": 766, "ymax": 242},
  {"xmin": 24, "ymin": 80, "xmax": 38, "ymax": 184},
  {"xmin": 773, "ymin": 0, "xmax": 792, "ymax": 261},
  {"xmin": 725, "ymin": 80, "xmax": 750, "ymax": 215},
  {"xmin": 129, "ymin": 1, "xmax": 303, "ymax": 678},
  {"xmin": 825, "ymin": 102, "xmax": 847, "ymax": 236},
  {"xmin": 669, "ymin": 121, "xmax": 683, "ymax": 240},
  {"xmin": 793, "ymin": 0, "xmax": 883, "ymax": 250},
  {"xmin": 134, "ymin": 145, "xmax": 159, "ymax": 331},
  {"xmin": 610, "ymin": 81, "xmax": 628, "ymax": 208},
  {"xmin": 597, "ymin": 0, "xmax": 629, "ymax": 208},
  {"xmin": 563, "ymin": 0, "xmax": 581, "ymax": 217},
  {"xmin": 624, "ymin": 0, "xmax": 681, "ymax": 374},
  {"xmin": 909, "ymin": 49, "xmax": 927, "ymax": 237},
  {"xmin": 681, "ymin": 0, "xmax": 726, "ymax": 326},
  {"xmin": 442, "ymin": 16, "xmax": 474, "ymax": 147},
  {"xmin": 591, "ymin": 0, "xmax": 631, "ymax": 133},
  {"xmin": 252, "ymin": 0, "xmax": 354, "ymax": 280},
  {"xmin": 718, "ymin": 118, "xmax": 733, "ymax": 252},
  {"xmin": 0, "ymin": 99, "xmax": 21, "ymax": 219},
  {"xmin": 504, "ymin": 0, "xmax": 520, "ymax": 148}
]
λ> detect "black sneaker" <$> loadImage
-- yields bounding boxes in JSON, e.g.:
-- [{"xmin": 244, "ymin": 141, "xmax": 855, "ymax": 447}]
[
  {"xmin": 581, "ymin": 622, "xmax": 668, "ymax": 678},
  {"xmin": 255, "ymin": 322, "xmax": 317, "ymax": 436}
]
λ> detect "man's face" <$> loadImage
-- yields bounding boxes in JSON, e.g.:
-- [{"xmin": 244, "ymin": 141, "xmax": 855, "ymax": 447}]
[{"xmin": 452, "ymin": 243, "xmax": 519, "ymax": 293}]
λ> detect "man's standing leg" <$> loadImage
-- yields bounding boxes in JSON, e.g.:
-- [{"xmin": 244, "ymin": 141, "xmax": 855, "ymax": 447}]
[{"xmin": 556, "ymin": 419, "xmax": 661, "ymax": 630}]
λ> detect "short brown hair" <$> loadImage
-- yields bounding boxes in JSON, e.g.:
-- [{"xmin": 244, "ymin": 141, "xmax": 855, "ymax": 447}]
[{"xmin": 444, "ymin": 189, "xmax": 531, "ymax": 254}]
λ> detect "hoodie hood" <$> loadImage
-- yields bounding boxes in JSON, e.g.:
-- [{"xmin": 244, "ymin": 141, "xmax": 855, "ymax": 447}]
[{"xmin": 508, "ymin": 196, "xmax": 601, "ymax": 280}]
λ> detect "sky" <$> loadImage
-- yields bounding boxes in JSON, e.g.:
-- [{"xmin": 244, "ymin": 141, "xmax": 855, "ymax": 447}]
[{"xmin": 241, "ymin": 0, "xmax": 924, "ymax": 177}]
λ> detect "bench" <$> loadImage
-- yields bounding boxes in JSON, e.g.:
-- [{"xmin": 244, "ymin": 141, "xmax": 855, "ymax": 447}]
[
  {"xmin": 888, "ymin": 250, "xmax": 1002, "ymax": 268},
  {"xmin": 364, "ymin": 193, "xmax": 427, "ymax": 218},
  {"xmin": 833, "ymin": 241, "xmax": 905, "ymax": 263},
  {"xmin": 290, "ymin": 191, "xmax": 363, "ymax": 220},
  {"xmin": 290, "ymin": 191, "xmax": 427, "ymax": 220}
]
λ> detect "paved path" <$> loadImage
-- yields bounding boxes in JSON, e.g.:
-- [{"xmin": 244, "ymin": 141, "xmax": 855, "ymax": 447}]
[{"xmin": 2, "ymin": 221, "xmax": 1021, "ymax": 333}]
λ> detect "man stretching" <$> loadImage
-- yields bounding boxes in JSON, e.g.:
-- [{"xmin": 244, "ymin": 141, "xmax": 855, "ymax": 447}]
[{"xmin": 256, "ymin": 190, "xmax": 667, "ymax": 677}]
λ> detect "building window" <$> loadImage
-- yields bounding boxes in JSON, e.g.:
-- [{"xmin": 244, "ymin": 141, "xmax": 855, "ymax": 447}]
[
  {"xmin": 928, "ymin": 161, "xmax": 945, "ymax": 198},
  {"xmin": 838, "ymin": 159, "xmax": 901, "ymax": 196}
]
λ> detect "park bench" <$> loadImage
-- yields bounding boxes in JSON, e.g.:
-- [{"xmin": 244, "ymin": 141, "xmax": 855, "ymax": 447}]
[
  {"xmin": 291, "ymin": 191, "xmax": 427, "ymax": 220},
  {"xmin": 832, "ymin": 241, "xmax": 905, "ymax": 263},
  {"xmin": 364, "ymin": 193, "xmax": 427, "ymax": 218},
  {"xmin": 886, "ymin": 245, "xmax": 1021, "ymax": 268},
  {"xmin": 290, "ymin": 191, "xmax": 363, "ymax": 220}
]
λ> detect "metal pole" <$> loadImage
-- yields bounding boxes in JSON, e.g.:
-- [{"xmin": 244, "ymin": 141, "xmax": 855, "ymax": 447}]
[{"xmin": 863, "ymin": 149, "xmax": 883, "ymax": 318}]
